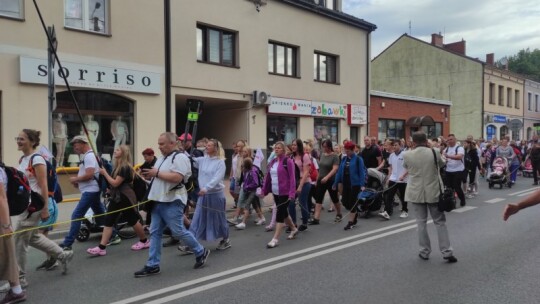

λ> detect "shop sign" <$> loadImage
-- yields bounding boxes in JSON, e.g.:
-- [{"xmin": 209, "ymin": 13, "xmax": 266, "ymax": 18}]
[
  {"xmin": 493, "ymin": 115, "xmax": 507, "ymax": 124},
  {"xmin": 347, "ymin": 104, "xmax": 367, "ymax": 125},
  {"xmin": 268, "ymin": 97, "xmax": 312, "ymax": 116},
  {"xmin": 19, "ymin": 56, "xmax": 161, "ymax": 94},
  {"xmin": 311, "ymin": 101, "xmax": 347, "ymax": 119}
]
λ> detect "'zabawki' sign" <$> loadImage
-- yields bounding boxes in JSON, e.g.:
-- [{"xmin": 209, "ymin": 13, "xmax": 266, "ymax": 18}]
[
  {"xmin": 311, "ymin": 101, "xmax": 347, "ymax": 119},
  {"xmin": 19, "ymin": 56, "xmax": 161, "ymax": 94}
]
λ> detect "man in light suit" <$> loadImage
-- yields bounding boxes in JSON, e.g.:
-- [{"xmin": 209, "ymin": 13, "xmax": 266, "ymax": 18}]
[{"xmin": 403, "ymin": 131, "xmax": 458, "ymax": 263}]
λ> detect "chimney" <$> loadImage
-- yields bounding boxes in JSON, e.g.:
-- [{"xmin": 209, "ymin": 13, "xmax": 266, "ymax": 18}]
[
  {"xmin": 486, "ymin": 53, "xmax": 494, "ymax": 65},
  {"xmin": 431, "ymin": 33, "xmax": 443, "ymax": 47},
  {"xmin": 444, "ymin": 40, "xmax": 466, "ymax": 55}
]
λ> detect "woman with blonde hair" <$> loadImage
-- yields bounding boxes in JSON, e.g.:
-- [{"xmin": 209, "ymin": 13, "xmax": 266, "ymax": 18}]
[
  {"xmin": 87, "ymin": 145, "xmax": 148, "ymax": 256},
  {"xmin": 189, "ymin": 139, "xmax": 231, "ymax": 250}
]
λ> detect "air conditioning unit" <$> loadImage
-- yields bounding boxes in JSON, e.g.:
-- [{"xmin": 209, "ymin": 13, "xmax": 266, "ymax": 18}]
[{"xmin": 253, "ymin": 90, "xmax": 271, "ymax": 106}]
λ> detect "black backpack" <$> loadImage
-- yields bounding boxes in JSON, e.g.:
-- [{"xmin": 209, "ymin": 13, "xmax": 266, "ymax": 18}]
[
  {"xmin": 81, "ymin": 153, "xmax": 112, "ymax": 196},
  {"xmin": 170, "ymin": 151, "xmax": 197, "ymax": 192},
  {"xmin": 132, "ymin": 172, "xmax": 148, "ymax": 202},
  {"xmin": 0, "ymin": 163, "xmax": 32, "ymax": 216}
]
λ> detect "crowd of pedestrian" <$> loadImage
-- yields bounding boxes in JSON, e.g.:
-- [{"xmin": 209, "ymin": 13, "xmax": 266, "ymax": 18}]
[{"xmin": 3, "ymin": 127, "xmax": 540, "ymax": 303}]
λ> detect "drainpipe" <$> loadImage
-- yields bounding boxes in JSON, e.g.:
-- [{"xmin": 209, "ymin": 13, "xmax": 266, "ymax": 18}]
[
  {"xmin": 481, "ymin": 64, "xmax": 485, "ymax": 139},
  {"xmin": 366, "ymin": 32, "xmax": 371, "ymax": 137},
  {"xmin": 164, "ymin": 0, "xmax": 172, "ymax": 131}
]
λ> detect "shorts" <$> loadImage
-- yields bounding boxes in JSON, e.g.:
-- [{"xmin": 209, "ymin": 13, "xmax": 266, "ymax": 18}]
[
  {"xmin": 314, "ymin": 178, "xmax": 339, "ymax": 204},
  {"xmin": 237, "ymin": 189, "xmax": 259, "ymax": 209},
  {"xmin": 229, "ymin": 177, "xmax": 241, "ymax": 194},
  {"xmin": 38, "ymin": 197, "xmax": 59, "ymax": 231}
]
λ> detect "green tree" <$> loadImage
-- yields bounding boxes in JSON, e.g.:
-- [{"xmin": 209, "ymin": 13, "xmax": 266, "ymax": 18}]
[{"xmin": 506, "ymin": 48, "xmax": 540, "ymax": 82}]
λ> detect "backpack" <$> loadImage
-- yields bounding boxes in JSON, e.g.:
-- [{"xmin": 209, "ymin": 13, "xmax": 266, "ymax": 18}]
[
  {"xmin": 308, "ymin": 155, "xmax": 318, "ymax": 181},
  {"xmin": 0, "ymin": 163, "xmax": 32, "ymax": 216},
  {"xmin": 238, "ymin": 165, "xmax": 264, "ymax": 191},
  {"xmin": 26, "ymin": 154, "xmax": 63, "ymax": 203},
  {"xmin": 132, "ymin": 172, "xmax": 148, "ymax": 202},
  {"xmin": 81, "ymin": 153, "xmax": 112, "ymax": 196},
  {"xmin": 170, "ymin": 151, "xmax": 197, "ymax": 192}
]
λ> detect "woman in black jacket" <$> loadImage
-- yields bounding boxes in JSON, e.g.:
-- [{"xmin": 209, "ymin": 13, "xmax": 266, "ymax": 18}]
[{"xmin": 464, "ymin": 141, "xmax": 482, "ymax": 198}]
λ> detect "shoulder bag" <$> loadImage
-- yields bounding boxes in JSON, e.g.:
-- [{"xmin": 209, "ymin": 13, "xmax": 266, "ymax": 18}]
[{"xmin": 431, "ymin": 149, "xmax": 456, "ymax": 212}]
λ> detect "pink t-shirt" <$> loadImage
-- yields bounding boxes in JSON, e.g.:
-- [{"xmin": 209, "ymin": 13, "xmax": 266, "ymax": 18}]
[{"xmin": 293, "ymin": 153, "xmax": 312, "ymax": 184}]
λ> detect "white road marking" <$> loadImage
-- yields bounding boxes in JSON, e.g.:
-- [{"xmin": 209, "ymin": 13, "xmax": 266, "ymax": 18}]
[
  {"xmin": 451, "ymin": 206, "xmax": 477, "ymax": 213},
  {"xmin": 140, "ymin": 224, "xmax": 424, "ymax": 304},
  {"xmin": 111, "ymin": 219, "xmax": 426, "ymax": 304},
  {"xmin": 508, "ymin": 187, "xmax": 540, "ymax": 196},
  {"xmin": 484, "ymin": 198, "xmax": 505, "ymax": 204},
  {"xmin": 517, "ymin": 189, "xmax": 540, "ymax": 197}
]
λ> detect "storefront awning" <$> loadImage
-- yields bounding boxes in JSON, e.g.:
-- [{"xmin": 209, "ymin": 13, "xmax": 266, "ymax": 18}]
[{"xmin": 406, "ymin": 115, "xmax": 435, "ymax": 127}]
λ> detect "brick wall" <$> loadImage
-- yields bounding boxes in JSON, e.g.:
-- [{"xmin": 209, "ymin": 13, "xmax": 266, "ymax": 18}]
[{"xmin": 369, "ymin": 95, "xmax": 450, "ymax": 140}]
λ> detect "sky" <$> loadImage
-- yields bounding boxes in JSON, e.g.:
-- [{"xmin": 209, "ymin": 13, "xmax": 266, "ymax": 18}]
[{"xmin": 343, "ymin": 0, "xmax": 540, "ymax": 61}]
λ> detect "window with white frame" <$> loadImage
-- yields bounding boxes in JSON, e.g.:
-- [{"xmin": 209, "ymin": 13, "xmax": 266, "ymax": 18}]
[
  {"xmin": 65, "ymin": 0, "xmax": 108, "ymax": 34},
  {"xmin": 0, "ymin": 0, "xmax": 24, "ymax": 19}
]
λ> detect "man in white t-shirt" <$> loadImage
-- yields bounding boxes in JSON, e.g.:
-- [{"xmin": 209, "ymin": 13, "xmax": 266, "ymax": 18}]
[
  {"xmin": 444, "ymin": 134, "xmax": 466, "ymax": 207},
  {"xmin": 379, "ymin": 140, "xmax": 409, "ymax": 220},
  {"xmin": 59, "ymin": 135, "xmax": 105, "ymax": 250},
  {"xmin": 135, "ymin": 132, "xmax": 209, "ymax": 277}
]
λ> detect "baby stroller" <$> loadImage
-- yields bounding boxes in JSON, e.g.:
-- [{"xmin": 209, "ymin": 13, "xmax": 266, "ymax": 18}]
[
  {"xmin": 357, "ymin": 168, "xmax": 385, "ymax": 218},
  {"xmin": 487, "ymin": 157, "xmax": 511, "ymax": 189},
  {"xmin": 522, "ymin": 158, "xmax": 533, "ymax": 178},
  {"xmin": 76, "ymin": 196, "xmax": 138, "ymax": 242}
]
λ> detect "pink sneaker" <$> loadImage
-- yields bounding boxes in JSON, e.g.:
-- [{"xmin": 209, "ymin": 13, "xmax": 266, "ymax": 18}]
[
  {"xmin": 131, "ymin": 240, "xmax": 150, "ymax": 251},
  {"xmin": 87, "ymin": 246, "xmax": 106, "ymax": 256}
]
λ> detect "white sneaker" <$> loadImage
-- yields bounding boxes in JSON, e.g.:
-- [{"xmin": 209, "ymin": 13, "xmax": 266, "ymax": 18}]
[
  {"xmin": 255, "ymin": 218, "xmax": 266, "ymax": 226},
  {"xmin": 235, "ymin": 222, "xmax": 246, "ymax": 230},
  {"xmin": 378, "ymin": 211, "xmax": 391, "ymax": 220},
  {"xmin": 0, "ymin": 281, "xmax": 10, "ymax": 292},
  {"xmin": 399, "ymin": 211, "xmax": 408, "ymax": 219}
]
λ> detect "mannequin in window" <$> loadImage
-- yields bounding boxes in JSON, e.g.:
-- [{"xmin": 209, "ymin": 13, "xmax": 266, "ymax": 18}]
[
  {"xmin": 111, "ymin": 116, "xmax": 128, "ymax": 150},
  {"xmin": 81, "ymin": 114, "xmax": 99, "ymax": 152},
  {"xmin": 52, "ymin": 113, "xmax": 68, "ymax": 166}
]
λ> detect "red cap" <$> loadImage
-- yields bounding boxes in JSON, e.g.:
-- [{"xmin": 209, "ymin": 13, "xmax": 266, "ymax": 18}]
[
  {"xmin": 179, "ymin": 133, "xmax": 192, "ymax": 141},
  {"xmin": 142, "ymin": 148, "xmax": 154, "ymax": 156},
  {"xmin": 343, "ymin": 141, "xmax": 356, "ymax": 150}
]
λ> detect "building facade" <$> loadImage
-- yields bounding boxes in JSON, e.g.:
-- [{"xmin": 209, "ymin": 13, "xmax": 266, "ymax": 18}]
[
  {"xmin": 524, "ymin": 79, "xmax": 540, "ymax": 140},
  {"xmin": 483, "ymin": 59, "xmax": 525, "ymax": 141},
  {"xmin": 0, "ymin": 0, "xmax": 375, "ymax": 168},
  {"xmin": 371, "ymin": 34, "xmax": 484, "ymax": 139},
  {"xmin": 369, "ymin": 91, "xmax": 451, "ymax": 141}
]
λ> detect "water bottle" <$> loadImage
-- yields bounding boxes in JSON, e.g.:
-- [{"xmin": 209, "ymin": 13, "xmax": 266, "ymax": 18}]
[{"xmin": 17, "ymin": 185, "xmax": 24, "ymax": 195}]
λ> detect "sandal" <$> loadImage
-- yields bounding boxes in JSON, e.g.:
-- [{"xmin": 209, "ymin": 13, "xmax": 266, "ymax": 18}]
[
  {"xmin": 334, "ymin": 214, "xmax": 343, "ymax": 223},
  {"xmin": 131, "ymin": 240, "xmax": 150, "ymax": 251},
  {"xmin": 287, "ymin": 229, "xmax": 299, "ymax": 240},
  {"xmin": 87, "ymin": 246, "xmax": 106, "ymax": 256}
]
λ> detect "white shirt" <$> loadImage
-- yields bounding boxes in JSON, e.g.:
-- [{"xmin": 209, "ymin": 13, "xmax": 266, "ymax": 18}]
[
  {"xmin": 148, "ymin": 151, "xmax": 191, "ymax": 203},
  {"xmin": 270, "ymin": 162, "xmax": 279, "ymax": 195},
  {"xmin": 78, "ymin": 151, "xmax": 100, "ymax": 193},
  {"xmin": 18, "ymin": 153, "xmax": 46, "ymax": 193},
  {"xmin": 388, "ymin": 151, "xmax": 408, "ymax": 183},
  {"xmin": 445, "ymin": 145, "xmax": 465, "ymax": 172},
  {"xmin": 0, "ymin": 167, "xmax": 7, "ymax": 190}
]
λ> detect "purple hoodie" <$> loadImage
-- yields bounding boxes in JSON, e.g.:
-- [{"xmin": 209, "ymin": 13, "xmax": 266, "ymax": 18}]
[{"xmin": 262, "ymin": 155, "xmax": 296, "ymax": 200}]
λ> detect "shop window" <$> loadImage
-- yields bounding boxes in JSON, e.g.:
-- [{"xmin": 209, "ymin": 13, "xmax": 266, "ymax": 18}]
[
  {"xmin": 0, "ymin": 0, "xmax": 23, "ymax": 19},
  {"xmin": 65, "ymin": 0, "xmax": 109, "ymax": 34},
  {"xmin": 197, "ymin": 24, "xmax": 237, "ymax": 67},
  {"xmin": 53, "ymin": 90, "xmax": 133, "ymax": 167},
  {"xmin": 350, "ymin": 126, "xmax": 359, "ymax": 146},
  {"xmin": 486, "ymin": 125, "xmax": 497, "ymax": 141},
  {"xmin": 268, "ymin": 41, "xmax": 298, "ymax": 77},
  {"xmin": 421, "ymin": 123, "xmax": 442, "ymax": 139},
  {"xmin": 500, "ymin": 126, "xmax": 509, "ymax": 139},
  {"xmin": 267, "ymin": 116, "xmax": 297, "ymax": 153},
  {"xmin": 378, "ymin": 119, "xmax": 404, "ymax": 140},
  {"xmin": 314, "ymin": 118, "xmax": 339, "ymax": 151},
  {"xmin": 314, "ymin": 52, "xmax": 338, "ymax": 83}
]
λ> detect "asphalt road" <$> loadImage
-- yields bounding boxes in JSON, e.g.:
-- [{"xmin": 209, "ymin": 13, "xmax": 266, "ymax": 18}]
[{"xmin": 5, "ymin": 175, "xmax": 540, "ymax": 304}]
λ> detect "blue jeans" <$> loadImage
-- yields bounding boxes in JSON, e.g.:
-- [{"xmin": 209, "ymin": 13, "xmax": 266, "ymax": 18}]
[
  {"xmin": 146, "ymin": 199, "xmax": 204, "ymax": 268},
  {"xmin": 289, "ymin": 183, "xmax": 311, "ymax": 225},
  {"xmin": 510, "ymin": 163, "xmax": 520, "ymax": 182},
  {"xmin": 62, "ymin": 191, "xmax": 104, "ymax": 246}
]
